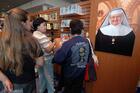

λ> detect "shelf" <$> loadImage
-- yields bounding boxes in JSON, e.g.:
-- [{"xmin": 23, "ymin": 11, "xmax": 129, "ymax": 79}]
[
  {"xmin": 60, "ymin": 13, "xmax": 84, "ymax": 17},
  {"xmin": 29, "ymin": 1, "xmax": 90, "ymax": 39}
]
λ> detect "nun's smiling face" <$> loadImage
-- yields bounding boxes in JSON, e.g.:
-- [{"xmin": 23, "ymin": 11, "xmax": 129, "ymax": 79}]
[{"xmin": 110, "ymin": 14, "xmax": 122, "ymax": 26}]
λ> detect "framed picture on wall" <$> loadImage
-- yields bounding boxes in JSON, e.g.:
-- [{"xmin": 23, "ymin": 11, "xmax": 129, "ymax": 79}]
[{"xmin": 95, "ymin": 8, "xmax": 135, "ymax": 56}]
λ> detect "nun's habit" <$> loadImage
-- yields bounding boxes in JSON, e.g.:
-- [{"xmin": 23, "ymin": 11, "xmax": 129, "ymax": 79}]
[{"xmin": 95, "ymin": 8, "xmax": 135, "ymax": 56}]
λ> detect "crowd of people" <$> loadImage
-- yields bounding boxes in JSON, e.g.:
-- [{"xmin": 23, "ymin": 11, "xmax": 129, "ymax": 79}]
[{"xmin": 0, "ymin": 7, "xmax": 95, "ymax": 93}]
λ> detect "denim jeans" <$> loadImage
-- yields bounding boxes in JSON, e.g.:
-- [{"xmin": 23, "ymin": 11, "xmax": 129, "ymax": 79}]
[
  {"xmin": 0, "ymin": 80, "xmax": 36, "ymax": 93},
  {"xmin": 38, "ymin": 55, "xmax": 54, "ymax": 93}
]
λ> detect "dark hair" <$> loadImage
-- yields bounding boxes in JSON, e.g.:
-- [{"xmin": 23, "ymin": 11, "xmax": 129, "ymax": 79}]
[
  {"xmin": 33, "ymin": 17, "xmax": 47, "ymax": 31},
  {"xmin": 70, "ymin": 19, "xmax": 84, "ymax": 35},
  {"xmin": 0, "ymin": 20, "xmax": 4, "ymax": 29}
]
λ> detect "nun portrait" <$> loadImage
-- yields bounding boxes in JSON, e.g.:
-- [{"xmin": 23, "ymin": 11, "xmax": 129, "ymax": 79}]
[{"xmin": 95, "ymin": 8, "xmax": 135, "ymax": 56}]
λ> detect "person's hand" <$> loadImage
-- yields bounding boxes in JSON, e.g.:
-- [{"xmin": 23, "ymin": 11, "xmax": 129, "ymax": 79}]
[
  {"xmin": 43, "ymin": 41, "xmax": 54, "ymax": 53},
  {"xmin": 48, "ymin": 42, "xmax": 54, "ymax": 48},
  {"xmin": 2, "ymin": 78, "xmax": 13, "ymax": 93},
  {"xmin": 53, "ymin": 38, "xmax": 62, "ymax": 50},
  {"xmin": 92, "ymin": 54, "xmax": 99, "ymax": 66}
]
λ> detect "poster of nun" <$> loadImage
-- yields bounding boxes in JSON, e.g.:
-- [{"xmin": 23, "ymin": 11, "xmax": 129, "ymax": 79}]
[{"xmin": 95, "ymin": 8, "xmax": 135, "ymax": 56}]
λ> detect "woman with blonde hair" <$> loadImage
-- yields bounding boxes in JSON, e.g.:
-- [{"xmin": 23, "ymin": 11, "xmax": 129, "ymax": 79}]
[{"xmin": 0, "ymin": 8, "xmax": 44, "ymax": 93}]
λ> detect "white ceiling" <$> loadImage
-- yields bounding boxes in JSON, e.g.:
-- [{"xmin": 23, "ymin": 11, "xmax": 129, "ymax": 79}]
[
  {"xmin": 0, "ymin": 0, "xmax": 87, "ymax": 12},
  {"xmin": 0, "ymin": 0, "xmax": 33, "ymax": 12}
]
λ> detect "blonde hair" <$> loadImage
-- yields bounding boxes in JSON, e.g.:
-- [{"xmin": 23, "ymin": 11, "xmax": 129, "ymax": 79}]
[{"xmin": 0, "ymin": 8, "xmax": 41, "ymax": 76}]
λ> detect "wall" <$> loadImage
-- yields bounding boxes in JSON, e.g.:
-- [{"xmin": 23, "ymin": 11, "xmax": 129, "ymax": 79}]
[{"xmin": 87, "ymin": 0, "xmax": 140, "ymax": 93}]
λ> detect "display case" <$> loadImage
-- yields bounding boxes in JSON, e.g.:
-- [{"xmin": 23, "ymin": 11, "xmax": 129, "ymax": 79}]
[
  {"xmin": 29, "ymin": 1, "xmax": 90, "ymax": 39},
  {"xmin": 60, "ymin": 2, "xmax": 90, "ymax": 35},
  {"xmin": 29, "ymin": 8, "xmax": 60, "ymax": 38}
]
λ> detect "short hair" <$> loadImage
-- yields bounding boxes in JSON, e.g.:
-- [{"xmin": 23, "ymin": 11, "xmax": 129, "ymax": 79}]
[
  {"xmin": 70, "ymin": 19, "xmax": 84, "ymax": 35},
  {"xmin": 33, "ymin": 17, "xmax": 47, "ymax": 31}
]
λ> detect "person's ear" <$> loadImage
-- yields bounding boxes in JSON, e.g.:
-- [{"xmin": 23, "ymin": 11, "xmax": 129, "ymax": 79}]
[{"xmin": 37, "ymin": 26, "xmax": 40, "ymax": 31}]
